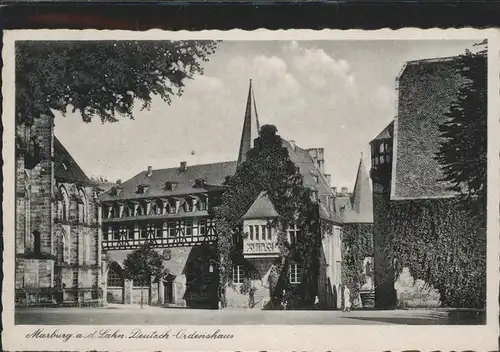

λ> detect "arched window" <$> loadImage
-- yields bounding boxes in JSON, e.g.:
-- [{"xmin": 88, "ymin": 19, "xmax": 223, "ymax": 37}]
[
  {"xmin": 60, "ymin": 186, "xmax": 69, "ymax": 221},
  {"xmin": 33, "ymin": 230, "xmax": 41, "ymax": 254},
  {"xmin": 107, "ymin": 262, "xmax": 124, "ymax": 287},
  {"xmin": 78, "ymin": 189, "xmax": 88, "ymax": 223}
]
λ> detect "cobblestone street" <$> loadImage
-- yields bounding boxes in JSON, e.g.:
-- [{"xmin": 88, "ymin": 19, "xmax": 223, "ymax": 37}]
[{"xmin": 15, "ymin": 305, "xmax": 480, "ymax": 325}]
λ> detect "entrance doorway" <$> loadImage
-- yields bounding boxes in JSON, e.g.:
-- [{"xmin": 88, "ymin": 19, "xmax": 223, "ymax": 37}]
[{"xmin": 164, "ymin": 275, "xmax": 175, "ymax": 304}]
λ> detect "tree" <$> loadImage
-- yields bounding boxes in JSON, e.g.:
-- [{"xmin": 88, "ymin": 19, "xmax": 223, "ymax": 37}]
[
  {"xmin": 435, "ymin": 42, "xmax": 487, "ymax": 227},
  {"xmin": 122, "ymin": 244, "xmax": 169, "ymax": 308},
  {"xmin": 213, "ymin": 125, "xmax": 319, "ymax": 308},
  {"xmin": 15, "ymin": 40, "xmax": 218, "ymax": 124}
]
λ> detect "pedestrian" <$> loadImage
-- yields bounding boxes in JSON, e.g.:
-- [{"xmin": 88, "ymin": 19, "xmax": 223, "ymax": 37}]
[
  {"xmin": 314, "ymin": 295, "xmax": 319, "ymax": 310},
  {"xmin": 343, "ymin": 286, "xmax": 351, "ymax": 313}
]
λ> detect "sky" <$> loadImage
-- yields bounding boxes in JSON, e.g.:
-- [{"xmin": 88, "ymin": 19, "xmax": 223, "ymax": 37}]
[{"xmin": 54, "ymin": 39, "xmax": 478, "ymax": 190}]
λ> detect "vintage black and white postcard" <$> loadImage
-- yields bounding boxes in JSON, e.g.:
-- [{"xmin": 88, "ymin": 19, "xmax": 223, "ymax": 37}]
[{"xmin": 2, "ymin": 29, "xmax": 499, "ymax": 351}]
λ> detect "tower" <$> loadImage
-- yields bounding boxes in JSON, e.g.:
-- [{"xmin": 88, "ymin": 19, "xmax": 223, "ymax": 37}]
[
  {"xmin": 237, "ymin": 79, "xmax": 261, "ymax": 165},
  {"xmin": 369, "ymin": 121, "xmax": 397, "ymax": 309},
  {"xmin": 350, "ymin": 154, "xmax": 373, "ymax": 223}
]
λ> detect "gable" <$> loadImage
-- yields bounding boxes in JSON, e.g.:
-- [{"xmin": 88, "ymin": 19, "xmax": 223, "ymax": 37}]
[{"xmin": 54, "ymin": 137, "xmax": 92, "ymax": 185}]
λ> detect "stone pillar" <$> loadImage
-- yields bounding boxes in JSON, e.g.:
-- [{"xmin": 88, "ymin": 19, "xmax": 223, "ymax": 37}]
[
  {"xmin": 124, "ymin": 279, "xmax": 133, "ymax": 304},
  {"xmin": 101, "ymin": 261, "xmax": 108, "ymax": 306},
  {"xmin": 158, "ymin": 280, "xmax": 164, "ymax": 305}
]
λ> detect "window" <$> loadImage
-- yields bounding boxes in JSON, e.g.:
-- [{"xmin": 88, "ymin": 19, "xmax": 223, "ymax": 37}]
[
  {"xmin": 379, "ymin": 143, "xmax": 384, "ymax": 153},
  {"xmin": 60, "ymin": 187, "xmax": 69, "ymax": 221},
  {"xmin": 155, "ymin": 223, "xmax": 163, "ymax": 237},
  {"xmin": 168, "ymin": 222, "xmax": 177, "ymax": 237},
  {"xmin": 78, "ymin": 189, "xmax": 88, "ymax": 223},
  {"xmin": 185, "ymin": 221, "xmax": 193, "ymax": 236},
  {"xmin": 289, "ymin": 264, "xmax": 302, "ymax": 284},
  {"xmin": 128, "ymin": 225, "xmax": 135, "ymax": 239},
  {"xmin": 32, "ymin": 231, "xmax": 41, "ymax": 254},
  {"xmin": 138, "ymin": 224, "xmax": 146, "ymax": 239},
  {"xmin": 156, "ymin": 200, "xmax": 164, "ymax": 215},
  {"xmin": 199, "ymin": 198, "xmax": 207, "ymax": 211},
  {"xmin": 107, "ymin": 263, "xmax": 124, "ymax": 287},
  {"xmin": 232, "ymin": 265, "xmax": 245, "ymax": 284},
  {"xmin": 255, "ymin": 225, "xmax": 260, "ymax": 240},
  {"xmin": 267, "ymin": 225, "xmax": 272, "ymax": 240},
  {"xmin": 261, "ymin": 225, "xmax": 267, "ymax": 240},
  {"xmin": 199, "ymin": 219, "xmax": 207, "ymax": 236},
  {"xmin": 288, "ymin": 224, "xmax": 302, "ymax": 245},
  {"xmin": 112, "ymin": 226, "xmax": 120, "ymax": 240},
  {"xmin": 249, "ymin": 225, "xmax": 254, "ymax": 240}
]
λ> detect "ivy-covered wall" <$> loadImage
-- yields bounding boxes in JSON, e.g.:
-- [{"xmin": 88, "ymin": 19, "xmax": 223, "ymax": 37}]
[
  {"xmin": 388, "ymin": 198, "xmax": 486, "ymax": 309},
  {"xmin": 341, "ymin": 223, "xmax": 374, "ymax": 306}
]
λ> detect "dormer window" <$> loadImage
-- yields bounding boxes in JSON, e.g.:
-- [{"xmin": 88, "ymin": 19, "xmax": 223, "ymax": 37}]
[
  {"xmin": 194, "ymin": 179, "xmax": 206, "ymax": 188},
  {"xmin": 137, "ymin": 185, "xmax": 149, "ymax": 194},
  {"xmin": 109, "ymin": 186, "xmax": 122, "ymax": 196},
  {"xmin": 164, "ymin": 182, "xmax": 178, "ymax": 191}
]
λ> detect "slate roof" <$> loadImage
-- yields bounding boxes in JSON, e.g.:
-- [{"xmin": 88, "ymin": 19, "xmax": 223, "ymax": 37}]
[
  {"xmin": 99, "ymin": 161, "xmax": 237, "ymax": 202},
  {"xmin": 391, "ymin": 56, "xmax": 462, "ymax": 199},
  {"xmin": 370, "ymin": 121, "xmax": 394, "ymax": 143},
  {"xmin": 342, "ymin": 157, "xmax": 373, "ymax": 223},
  {"xmin": 100, "ymin": 138, "xmax": 343, "ymax": 223},
  {"xmin": 238, "ymin": 80, "xmax": 260, "ymax": 165},
  {"xmin": 242, "ymin": 191, "xmax": 280, "ymax": 219},
  {"xmin": 53, "ymin": 137, "xmax": 92, "ymax": 185}
]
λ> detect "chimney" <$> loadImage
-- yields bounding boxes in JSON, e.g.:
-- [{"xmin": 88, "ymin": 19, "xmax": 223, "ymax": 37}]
[
  {"xmin": 147, "ymin": 166, "xmax": 152, "ymax": 177},
  {"xmin": 324, "ymin": 174, "xmax": 331, "ymax": 185},
  {"xmin": 290, "ymin": 140, "xmax": 296, "ymax": 152},
  {"xmin": 332, "ymin": 186, "xmax": 338, "ymax": 195},
  {"xmin": 341, "ymin": 186, "xmax": 348, "ymax": 196},
  {"xmin": 180, "ymin": 161, "xmax": 187, "ymax": 171}
]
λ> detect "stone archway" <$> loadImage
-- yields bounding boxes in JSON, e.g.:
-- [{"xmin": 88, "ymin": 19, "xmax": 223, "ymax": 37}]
[{"xmin": 106, "ymin": 262, "xmax": 125, "ymax": 304}]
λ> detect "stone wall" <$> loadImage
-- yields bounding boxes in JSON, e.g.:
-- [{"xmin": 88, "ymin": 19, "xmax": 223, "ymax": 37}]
[{"xmin": 15, "ymin": 114, "xmax": 102, "ymax": 306}]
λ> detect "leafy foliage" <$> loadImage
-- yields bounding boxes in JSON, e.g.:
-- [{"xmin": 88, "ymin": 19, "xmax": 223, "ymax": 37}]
[
  {"xmin": 123, "ymin": 244, "xmax": 169, "ymax": 285},
  {"xmin": 434, "ymin": 44, "xmax": 487, "ymax": 226},
  {"xmin": 213, "ymin": 125, "xmax": 320, "ymax": 308},
  {"xmin": 388, "ymin": 199, "xmax": 486, "ymax": 308},
  {"xmin": 341, "ymin": 223, "xmax": 373, "ymax": 300},
  {"xmin": 16, "ymin": 40, "xmax": 218, "ymax": 123}
]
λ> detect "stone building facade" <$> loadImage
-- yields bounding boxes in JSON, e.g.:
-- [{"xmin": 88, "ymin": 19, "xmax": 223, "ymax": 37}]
[{"xmin": 15, "ymin": 113, "xmax": 102, "ymax": 306}]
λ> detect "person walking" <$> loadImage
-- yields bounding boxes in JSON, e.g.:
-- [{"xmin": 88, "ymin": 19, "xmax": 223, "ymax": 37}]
[
  {"xmin": 343, "ymin": 286, "xmax": 351, "ymax": 313},
  {"xmin": 314, "ymin": 295, "xmax": 319, "ymax": 310}
]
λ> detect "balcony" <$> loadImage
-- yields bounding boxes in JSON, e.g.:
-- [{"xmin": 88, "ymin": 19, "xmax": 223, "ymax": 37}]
[{"xmin": 243, "ymin": 240, "xmax": 279, "ymax": 258}]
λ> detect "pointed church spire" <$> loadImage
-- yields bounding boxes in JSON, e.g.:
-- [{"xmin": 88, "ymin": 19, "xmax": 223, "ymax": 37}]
[
  {"xmin": 350, "ymin": 154, "xmax": 373, "ymax": 222},
  {"xmin": 237, "ymin": 79, "xmax": 261, "ymax": 165}
]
